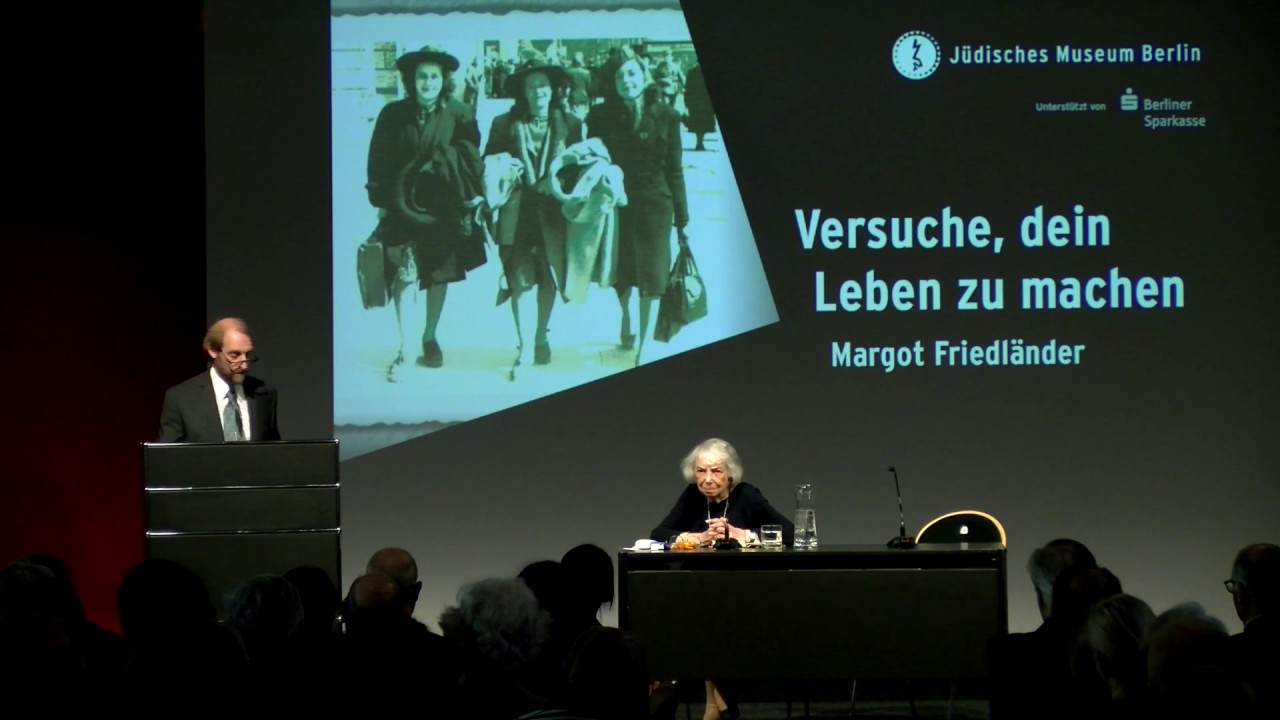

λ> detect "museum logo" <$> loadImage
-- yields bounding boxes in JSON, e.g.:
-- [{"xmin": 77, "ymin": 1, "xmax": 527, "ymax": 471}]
[
  {"xmin": 892, "ymin": 31, "xmax": 941, "ymax": 80},
  {"xmin": 892, "ymin": 30, "xmax": 1202, "ymax": 81}
]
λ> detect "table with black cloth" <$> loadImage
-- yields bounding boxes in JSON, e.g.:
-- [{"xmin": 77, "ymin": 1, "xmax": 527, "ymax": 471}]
[{"xmin": 618, "ymin": 543, "xmax": 1007, "ymax": 681}]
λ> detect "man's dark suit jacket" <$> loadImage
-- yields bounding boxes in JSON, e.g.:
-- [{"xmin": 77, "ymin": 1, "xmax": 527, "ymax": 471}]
[
  {"xmin": 1232, "ymin": 614, "xmax": 1277, "ymax": 714},
  {"xmin": 157, "ymin": 371, "xmax": 281, "ymax": 443}
]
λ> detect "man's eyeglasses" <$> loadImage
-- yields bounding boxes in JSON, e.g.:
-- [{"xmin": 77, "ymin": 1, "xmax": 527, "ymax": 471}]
[
  {"xmin": 221, "ymin": 351, "xmax": 259, "ymax": 365},
  {"xmin": 1224, "ymin": 579, "xmax": 1240, "ymax": 594}
]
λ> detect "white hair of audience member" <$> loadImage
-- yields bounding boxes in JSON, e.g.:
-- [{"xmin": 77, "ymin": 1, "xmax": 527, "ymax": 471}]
[
  {"xmin": 1144, "ymin": 601, "xmax": 1232, "ymax": 690},
  {"xmin": 1026, "ymin": 539, "xmax": 1096, "ymax": 620},
  {"xmin": 224, "ymin": 573, "xmax": 304, "ymax": 644},
  {"xmin": 439, "ymin": 577, "xmax": 550, "ymax": 675},
  {"xmin": 1085, "ymin": 593, "xmax": 1156, "ymax": 696},
  {"xmin": 1147, "ymin": 601, "xmax": 1229, "ymax": 639}
]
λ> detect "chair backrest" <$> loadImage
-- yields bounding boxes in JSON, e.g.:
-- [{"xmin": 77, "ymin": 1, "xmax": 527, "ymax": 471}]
[{"xmin": 916, "ymin": 510, "xmax": 1006, "ymax": 545}]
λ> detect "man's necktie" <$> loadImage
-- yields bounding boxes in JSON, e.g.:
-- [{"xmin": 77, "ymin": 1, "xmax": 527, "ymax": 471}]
[{"xmin": 222, "ymin": 387, "xmax": 244, "ymax": 442}]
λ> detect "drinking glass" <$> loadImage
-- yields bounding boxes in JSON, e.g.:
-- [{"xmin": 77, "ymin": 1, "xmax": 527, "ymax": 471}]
[{"xmin": 760, "ymin": 524, "xmax": 784, "ymax": 547}]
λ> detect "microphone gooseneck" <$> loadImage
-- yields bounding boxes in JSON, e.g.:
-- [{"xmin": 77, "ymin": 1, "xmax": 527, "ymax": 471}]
[{"xmin": 887, "ymin": 466, "xmax": 916, "ymax": 549}]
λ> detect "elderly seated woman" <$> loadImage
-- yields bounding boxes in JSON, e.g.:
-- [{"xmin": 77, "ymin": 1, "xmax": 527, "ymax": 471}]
[
  {"xmin": 650, "ymin": 438, "xmax": 793, "ymax": 548},
  {"xmin": 649, "ymin": 438, "xmax": 793, "ymax": 720}
]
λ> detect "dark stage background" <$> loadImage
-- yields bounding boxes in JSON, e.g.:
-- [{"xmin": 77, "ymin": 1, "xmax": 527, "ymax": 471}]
[
  {"xmin": 3, "ymin": 0, "xmax": 1277, "ymax": 639},
  {"xmin": 0, "ymin": 3, "xmax": 206, "ymax": 631}
]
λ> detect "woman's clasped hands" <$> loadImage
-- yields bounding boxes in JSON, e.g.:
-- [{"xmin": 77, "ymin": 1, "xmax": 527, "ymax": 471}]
[{"xmin": 705, "ymin": 517, "xmax": 741, "ymax": 545}]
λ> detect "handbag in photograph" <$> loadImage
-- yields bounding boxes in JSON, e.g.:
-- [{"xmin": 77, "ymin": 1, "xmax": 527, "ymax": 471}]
[
  {"xmin": 654, "ymin": 238, "xmax": 707, "ymax": 343},
  {"xmin": 357, "ymin": 225, "xmax": 388, "ymax": 309}
]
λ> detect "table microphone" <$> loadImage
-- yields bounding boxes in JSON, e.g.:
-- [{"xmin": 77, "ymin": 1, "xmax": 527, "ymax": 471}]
[
  {"xmin": 886, "ymin": 466, "xmax": 916, "ymax": 549},
  {"xmin": 712, "ymin": 510, "xmax": 738, "ymax": 550}
]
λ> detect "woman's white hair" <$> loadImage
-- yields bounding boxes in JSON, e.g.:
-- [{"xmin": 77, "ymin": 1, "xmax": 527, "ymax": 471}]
[
  {"xmin": 438, "ymin": 577, "xmax": 549, "ymax": 675},
  {"xmin": 1085, "ymin": 593, "xmax": 1155, "ymax": 687},
  {"xmin": 680, "ymin": 438, "xmax": 745, "ymax": 486}
]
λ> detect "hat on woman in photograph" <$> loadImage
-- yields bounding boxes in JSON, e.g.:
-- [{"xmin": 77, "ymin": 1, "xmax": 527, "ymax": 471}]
[
  {"xmin": 504, "ymin": 50, "xmax": 569, "ymax": 96},
  {"xmin": 395, "ymin": 45, "xmax": 461, "ymax": 75}
]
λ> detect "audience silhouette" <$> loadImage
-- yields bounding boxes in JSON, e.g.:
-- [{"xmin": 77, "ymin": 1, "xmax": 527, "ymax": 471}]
[{"xmin": 4, "ymin": 535, "xmax": 1273, "ymax": 716}]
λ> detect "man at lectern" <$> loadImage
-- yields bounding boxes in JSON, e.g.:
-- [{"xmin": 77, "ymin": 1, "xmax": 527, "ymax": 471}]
[{"xmin": 157, "ymin": 317, "xmax": 281, "ymax": 443}]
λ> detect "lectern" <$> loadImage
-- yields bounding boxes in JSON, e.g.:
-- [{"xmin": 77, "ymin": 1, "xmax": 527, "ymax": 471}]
[{"xmin": 142, "ymin": 440, "xmax": 341, "ymax": 618}]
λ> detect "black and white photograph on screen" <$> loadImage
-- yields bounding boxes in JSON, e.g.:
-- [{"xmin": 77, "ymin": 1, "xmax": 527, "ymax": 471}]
[{"xmin": 331, "ymin": 0, "xmax": 778, "ymax": 459}]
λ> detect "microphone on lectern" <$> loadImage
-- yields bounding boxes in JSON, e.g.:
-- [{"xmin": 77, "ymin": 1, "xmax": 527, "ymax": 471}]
[{"xmin": 886, "ymin": 466, "xmax": 916, "ymax": 549}]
